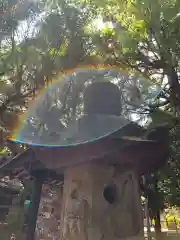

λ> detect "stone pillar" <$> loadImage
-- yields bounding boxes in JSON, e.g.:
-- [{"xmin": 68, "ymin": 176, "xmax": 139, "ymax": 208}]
[
  {"xmin": 60, "ymin": 162, "xmax": 144, "ymax": 240},
  {"xmin": 26, "ymin": 174, "xmax": 44, "ymax": 240}
]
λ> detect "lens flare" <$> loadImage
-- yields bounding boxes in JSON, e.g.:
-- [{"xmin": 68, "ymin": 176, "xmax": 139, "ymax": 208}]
[{"xmin": 8, "ymin": 64, "xmax": 163, "ymax": 147}]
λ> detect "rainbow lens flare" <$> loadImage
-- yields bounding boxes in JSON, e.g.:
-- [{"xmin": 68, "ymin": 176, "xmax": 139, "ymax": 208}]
[{"xmin": 8, "ymin": 65, "xmax": 163, "ymax": 147}]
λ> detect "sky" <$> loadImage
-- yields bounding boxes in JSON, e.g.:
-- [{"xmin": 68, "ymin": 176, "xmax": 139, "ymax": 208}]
[
  {"xmin": 15, "ymin": 13, "xmax": 107, "ymax": 43},
  {"xmin": 14, "ymin": 12, "xmax": 45, "ymax": 43}
]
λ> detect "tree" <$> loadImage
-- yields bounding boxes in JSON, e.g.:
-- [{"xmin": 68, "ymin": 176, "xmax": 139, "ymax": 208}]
[
  {"xmin": 81, "ymin": 0, "xmax": 180, "ymax": 115},
  {"xmin": 1, "ymin": 0, "xmax": 180, "ymax": 238}
]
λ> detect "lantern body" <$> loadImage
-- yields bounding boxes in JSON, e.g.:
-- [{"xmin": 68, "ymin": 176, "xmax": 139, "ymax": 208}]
[{"xmin": 60, "ymin": 162, "xmax": 144, "ymax": 240}]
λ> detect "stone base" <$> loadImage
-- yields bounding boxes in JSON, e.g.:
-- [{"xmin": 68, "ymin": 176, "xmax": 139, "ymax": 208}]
[{"xmin": 60, "ymin": 163, "xmax": 144, "ymax": 240}]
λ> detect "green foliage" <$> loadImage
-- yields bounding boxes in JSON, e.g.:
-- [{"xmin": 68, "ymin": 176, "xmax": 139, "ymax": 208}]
[
  {"xmin": 1, "ymin": 1, "xmax": 180, "ymax": 234},
  {"xmin": 0, "ymin": 147, "xmax": 9, "ymax": 156},
  {"xmin": 149, "ymin": 109, "xmax": 178, "ymax": 129},
  {"xmin": 166, "ymin": 215, "xmax": 180, "ymax": 228}
]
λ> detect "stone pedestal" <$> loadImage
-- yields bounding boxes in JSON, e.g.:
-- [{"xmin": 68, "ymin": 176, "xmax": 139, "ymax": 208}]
[{"xmin": 60, "ymin": 162, "xmax": 144, "ymax": 240}]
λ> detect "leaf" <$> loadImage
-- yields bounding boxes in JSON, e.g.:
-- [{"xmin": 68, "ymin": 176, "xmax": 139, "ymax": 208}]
[
  {"xmin": 100, "ymin": 24, "xmax": 115, "ymax": 37},
  {"xmin": 48, "ymin": 48, "xmax": 57, "ymax": 55},
  {"xmin": 0, "ymin": 80, "xmax": 9, "ymax": 92},
  {"xmin": 149, "ymin": 109, "xmax": 177, "ymax": 129},
  {"xmin": 0, "ymin": 147, "xmax": 9, "ymax": 156},
  {"xmin": 58, "ymin": 39, "xmax": 69, "ymax": 57}
]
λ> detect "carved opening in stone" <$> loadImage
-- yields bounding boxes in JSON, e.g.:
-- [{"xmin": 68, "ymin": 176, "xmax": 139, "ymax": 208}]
[{"xmin": 103, "ymin": 183, "xmax": 118, "ymax": 204}]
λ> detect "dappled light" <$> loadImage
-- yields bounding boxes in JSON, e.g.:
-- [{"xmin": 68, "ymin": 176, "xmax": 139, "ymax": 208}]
[{"xmin": 0, "ymin": 0, "xmax": 180, "ymax": 240}]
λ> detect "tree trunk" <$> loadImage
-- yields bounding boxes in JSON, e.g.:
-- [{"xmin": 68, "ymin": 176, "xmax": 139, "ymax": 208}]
[
  {"xmin": 154, "ymin": 210, "xmax": 162, "ymax": 240},
  {"xmin": 153, "ymin": 175, "xmax": 163, "ymax": 240},
  {"xmin": 60, "ymin": 162, "xmax": 144, "ymax": 240},
  {"xmin": 167, "ymin": 66, "xmax": 180, "ymax": 114},
  {"xmin": 145, "ymin": 199, "xmax": 151, "ymax": 240},
  {"xmin": 26, "ymin": 174, "xmax": 44, "ymax": 240}
]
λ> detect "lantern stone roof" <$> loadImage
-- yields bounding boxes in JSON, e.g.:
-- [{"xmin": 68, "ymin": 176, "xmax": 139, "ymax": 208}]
[
  {"xmin": 0, "ymin": 120, "xmax": 169, "ymax": 177},
  {"xmin": 0, "ymin": 149, "xmax": 63, "ymax": 182},
  {"xmin": 32, "ymin": 119, "xmax": 169, "ymax": 175}
]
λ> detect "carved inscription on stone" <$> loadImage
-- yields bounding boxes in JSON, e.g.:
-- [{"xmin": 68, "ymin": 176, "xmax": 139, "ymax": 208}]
[{"xmin": 61, "ymin": 181, "xmax": 90, "ymax": 240}]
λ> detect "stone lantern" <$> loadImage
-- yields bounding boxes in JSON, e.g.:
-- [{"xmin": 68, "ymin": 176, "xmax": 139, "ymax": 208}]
[{"xmin": 0, "ymin": 80, "xmax": 169, "ymax": 240}]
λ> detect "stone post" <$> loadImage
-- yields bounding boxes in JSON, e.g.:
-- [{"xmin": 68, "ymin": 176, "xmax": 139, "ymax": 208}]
[{"xmin": 60, "ymin": 162, "xmax": 144, "ymax": 240}]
